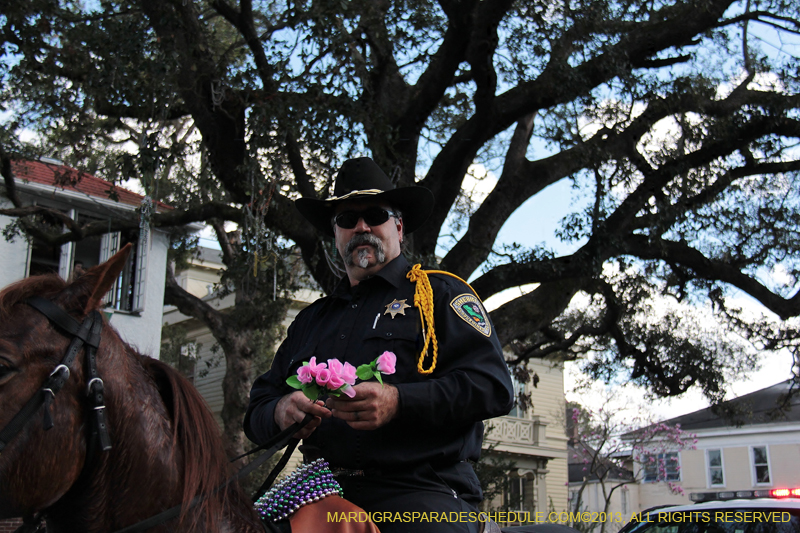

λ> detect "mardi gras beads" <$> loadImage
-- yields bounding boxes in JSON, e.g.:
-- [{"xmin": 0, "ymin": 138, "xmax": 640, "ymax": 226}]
[{"xmin": 254, "ymin": 458, "xmax": 344, "ymax": 521}]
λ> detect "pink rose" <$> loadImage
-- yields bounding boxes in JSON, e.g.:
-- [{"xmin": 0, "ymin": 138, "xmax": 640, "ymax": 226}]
[
  {"xmin": 327, "ymin": 358, "xmax": 344, "ymax": 375},
  {"xmin": 327, "ymin": 372, "xmax": 345, "ymax": 390},
  {"xmin": 315, "ymin": 368, "xmax": 331, "ymax": 387},
  {"xmin": 327, "ymin": 358, "xmax": 352, "ymax": 390},
  {"xmin": 340, "ymin": 384, "xmax": 356, "ymax": 398},
  {"xmin": 297, "ymin": 365, "xmax": 314, "ymax": 384},
  {"xmin": 340, "ymin": 362, "xmax": 357, "ymax": 385},
  {"xmin": 376, "ymin": 351, "xmax": 396, "ymax": 374},
  {"xmin": 307, "ymin": 356, "xmax": 327, "ymax": 375}
]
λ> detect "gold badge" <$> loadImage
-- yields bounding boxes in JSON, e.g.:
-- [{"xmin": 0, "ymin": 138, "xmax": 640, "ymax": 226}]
[{"xmin": 384, "ymin": 299, "xmax": 411, "ymax": 319}]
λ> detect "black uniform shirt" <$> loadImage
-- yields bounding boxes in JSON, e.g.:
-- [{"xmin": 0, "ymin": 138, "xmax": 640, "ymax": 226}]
[{"xmin": 244, "ymin": 254, "xmax": 514, "ymax": 471}]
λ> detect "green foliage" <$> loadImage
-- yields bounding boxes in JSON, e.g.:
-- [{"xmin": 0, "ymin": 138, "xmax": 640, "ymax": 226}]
[
  {"xmin": 2, "ymin": 0, "xmax": 800, "ymax": 412},
  {"xmin": 160, "ymin": 324, "xmax": 203, "ymax": 380},
  {"xmin": 475, "ymin": 424, "xmax": 518, "ymax": 513}
]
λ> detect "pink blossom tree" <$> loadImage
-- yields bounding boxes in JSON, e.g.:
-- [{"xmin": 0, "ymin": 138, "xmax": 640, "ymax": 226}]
[{"xmin": 567, "ymin": 401, "xmax": 697, "ymax": 533}]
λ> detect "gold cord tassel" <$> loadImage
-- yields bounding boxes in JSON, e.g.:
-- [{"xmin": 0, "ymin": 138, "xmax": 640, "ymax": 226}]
[
  {"xmin": 406, "ymin": 264, "xmax": 482, "ymax": 375},
  {"xmin": 407, "ymin": 264, "xmax": 438, "ymax": 374}
]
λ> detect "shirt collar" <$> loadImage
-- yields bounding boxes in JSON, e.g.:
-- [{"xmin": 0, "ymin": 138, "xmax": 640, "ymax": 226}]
[{"xmin": 331, "ymin": 254, "xmax": 411, "ymax": 298}]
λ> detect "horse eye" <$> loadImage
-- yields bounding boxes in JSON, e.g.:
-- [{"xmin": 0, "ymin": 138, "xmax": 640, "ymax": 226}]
[{"xmin": 0, "ymin": 364, "xmax": 17, "ymax": 383}]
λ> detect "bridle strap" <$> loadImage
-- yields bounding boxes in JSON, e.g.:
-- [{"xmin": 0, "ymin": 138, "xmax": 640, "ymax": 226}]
[
  {"xmin": 26, "ymin": 297, "xmax": 102, "ymax": 349},
  {"xmin": 84, "ymin": 314, "xmax": 111, "ymax": 451},
  {"xmin": 0, "ymin": 302, "xmax": 98, "ymax": 453},
  {"xmin": 25, "ymin": 297, "xmax": 110, "ymax": 450}
]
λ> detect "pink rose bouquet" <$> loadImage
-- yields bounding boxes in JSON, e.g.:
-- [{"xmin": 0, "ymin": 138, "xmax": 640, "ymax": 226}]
[{"xmin": 286, "ymin": 353, "xmax": 396, "ymax": 400}]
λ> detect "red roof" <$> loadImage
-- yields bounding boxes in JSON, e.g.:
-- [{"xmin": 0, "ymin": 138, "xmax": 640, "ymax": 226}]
[{"xmin": 11, "ymin": 160, "xmax": 171, "ymax": 210}]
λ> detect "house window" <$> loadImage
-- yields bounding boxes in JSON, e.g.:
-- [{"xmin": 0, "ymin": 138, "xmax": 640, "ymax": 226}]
[
  {"xmin": 507, "ymin": 373, "xmax": 526, "ymax": 418},
  {"xmin": 25, "ymin": 208, "xmax": 147, "ymax": 313},
  {"xmin": 100, "ymin": 227, "xmax": 148, "ymax": 313},
  {"xmin": 707, "ymin": 449, "xmax": 724, "ymax": 486},
  {"xmin": 505, "ymin": 473, "xmax": 536, "ymax": 513},
  {"xmin": 643, "ymin": 452, "xmax": 681, "ymax": 482},
  {"xmin": 621, "ymin": 487, "xmax": 629, "ymax": 515},
  {"xmin": 70, "ymin": 213, "xmax": 103, "ymax": 277},
  {"xmin": 752, "ymin": 446, "xmax": 771, "ymax": 484},
  {"xmin": 26, "ymin": 207, "xmax": 72, "ymax": 277}
]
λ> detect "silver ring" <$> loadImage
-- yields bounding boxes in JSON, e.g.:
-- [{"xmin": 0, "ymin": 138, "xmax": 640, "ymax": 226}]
[{"xmin": 353, "ymin": 411, "xmax": 360, "ymax": 421}]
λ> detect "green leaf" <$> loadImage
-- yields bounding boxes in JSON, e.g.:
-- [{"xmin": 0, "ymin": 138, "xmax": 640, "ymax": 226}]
[
  {"xmin": 286, "ymin": 375, "xmax": 303, "ymax": 389},
  {"xmin": 356, "ymin": 364, "xmax": 374, "ymax": 381},
  {"xmin": 302, "ymin": 384, "xmax": 320, "ymax": 401},
  {"xmin": 375, "ymin": 372, "xmax": 384, "ymax": 385}
]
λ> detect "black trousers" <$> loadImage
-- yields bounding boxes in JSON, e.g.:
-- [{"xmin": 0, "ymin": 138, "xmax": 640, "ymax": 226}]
[{"xmin": 334, "ymin": 462, "xmax": 483, "ymax": 533}]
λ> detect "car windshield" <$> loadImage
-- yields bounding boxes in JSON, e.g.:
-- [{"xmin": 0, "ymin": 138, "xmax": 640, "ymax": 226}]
[{"xmin": 625, "ymin": 509, "xmax": 800, "ymax": 533}]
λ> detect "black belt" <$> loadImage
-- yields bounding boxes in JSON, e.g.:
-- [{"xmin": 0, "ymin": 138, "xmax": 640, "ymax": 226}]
[
  {"xmin": 331, "ymin": 467, "xmax": 368, "ymax": 477},
  {"xmin": 329, "ymin": 460, "xmax": 456, "ymax": 478}
]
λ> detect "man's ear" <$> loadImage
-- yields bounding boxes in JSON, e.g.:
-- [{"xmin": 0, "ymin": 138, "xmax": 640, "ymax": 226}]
[{"xmin": 396, "ymin": 217, "xmax": 404, "ymax": 243}]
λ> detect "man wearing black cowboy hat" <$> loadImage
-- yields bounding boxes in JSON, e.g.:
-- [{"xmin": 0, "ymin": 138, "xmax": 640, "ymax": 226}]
[{"xmin": 245, "ymin": 157, "xmax": 514, "ymax": 532}]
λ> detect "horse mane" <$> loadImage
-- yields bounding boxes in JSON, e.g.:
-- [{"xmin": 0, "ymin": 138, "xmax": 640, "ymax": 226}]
[
  {"xmin": 0, "ymin": 274, "xmax": 66, "ymax": 319},
  {"xmin": 141, "ymin": 356, "xmax": 242, "ymax": 531}
]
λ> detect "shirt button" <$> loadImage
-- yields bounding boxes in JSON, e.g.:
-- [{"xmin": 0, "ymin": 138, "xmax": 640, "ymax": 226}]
[
  {"xmin": 386, "ymin": 332, "xmax": 393, "ymax": 337},
  {"xmin": 351, "ymin": 303, "xmax": 358, "ymax": 309},
  {"xmin": 340, "ymin": 334, "xmax": 346, "ymax": 339}
]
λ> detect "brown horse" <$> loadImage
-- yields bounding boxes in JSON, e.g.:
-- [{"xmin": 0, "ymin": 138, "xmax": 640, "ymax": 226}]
[{"xmin": 0, "ymin": 246, "xmax": 378, "ymax": 533}]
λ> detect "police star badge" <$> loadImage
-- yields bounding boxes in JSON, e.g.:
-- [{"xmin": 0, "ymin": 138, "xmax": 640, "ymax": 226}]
[{"xmin": 384, "ymin": 299, "xmax": 411, "ymax": 319}]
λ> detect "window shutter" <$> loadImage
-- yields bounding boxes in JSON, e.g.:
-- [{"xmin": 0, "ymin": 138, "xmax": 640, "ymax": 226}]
[
  {"xmin": 59, "ymin": 242, "xmax": 74, "ymax": 280},
  {"xmin": 131, "ymin": 228, "xmax": 148, "ymax": 313},
  {"xmin": 100, "ymin": 231, "xmax": 121, "ymax": 306},
  {"xmin": 58, "ymin": 209, "xmax": 76, "ymax": 280}
]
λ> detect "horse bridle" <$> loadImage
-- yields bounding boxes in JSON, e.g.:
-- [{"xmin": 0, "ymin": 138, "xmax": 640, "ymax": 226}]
[
  {"xmin": 0, "ymin": 296, "xmax": 111, "ymax": 457},
  {"xmin": 0, "ymin": 296, "xmax": 309, "ymax": 533}
]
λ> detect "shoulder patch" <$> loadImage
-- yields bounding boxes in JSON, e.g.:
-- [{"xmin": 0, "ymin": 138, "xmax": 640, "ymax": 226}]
[{"xmin": 449, "ymin": 293, "xmax": 491, "ymax": 337}]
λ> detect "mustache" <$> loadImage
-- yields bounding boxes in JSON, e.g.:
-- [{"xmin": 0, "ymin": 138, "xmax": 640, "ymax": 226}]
[
  {"xmin": 344, "ymin": 233, "xmax": 384, "ymax": 257},
  {"xmin": 343, "ymin": 234, "xmax": 386, "ymax": 267}
]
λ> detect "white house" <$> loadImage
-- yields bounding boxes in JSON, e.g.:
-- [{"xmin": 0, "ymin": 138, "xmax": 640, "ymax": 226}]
[{"xmin": 0, "ymin": 159, "xmax": 171, "ymax": 356}]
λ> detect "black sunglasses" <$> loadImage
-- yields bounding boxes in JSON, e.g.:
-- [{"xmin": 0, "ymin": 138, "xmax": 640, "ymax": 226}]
[{"xmin": 333, "ymin": 207, "xmax": 400, "ymax": 229}]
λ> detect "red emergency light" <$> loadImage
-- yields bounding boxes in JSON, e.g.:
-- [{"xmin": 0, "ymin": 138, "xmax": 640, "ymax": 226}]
[{"xmin": 771, "ymin": 488, "xmax": 800, "ymax": 498}]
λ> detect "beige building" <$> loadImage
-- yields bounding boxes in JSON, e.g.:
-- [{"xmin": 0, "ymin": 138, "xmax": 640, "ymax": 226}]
[
  {"xmin": 482, "ymin": 358, "xmax": 569, "ymax": 516},
  {"xmin": 162, "ymin": 248, "xmax": 569, "ymax": 517},
  {"xmin": 634, "ymin": 380, "xmax": 800, "ymax": 510}
]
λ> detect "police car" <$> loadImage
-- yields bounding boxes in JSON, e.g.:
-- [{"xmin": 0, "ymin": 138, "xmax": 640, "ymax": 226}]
[{"xmin": 620, "ymin": 489, "xmax": 800, "ymax": 533}]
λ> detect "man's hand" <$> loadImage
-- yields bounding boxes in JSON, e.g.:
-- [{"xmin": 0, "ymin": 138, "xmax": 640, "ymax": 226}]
[
  {"xmin": 327, "ymin": 382, "xmax": 399, "ymax": 430},
  {"xmin": 275, "ymin": 391, "xmax": 331, "ymax": 439}
]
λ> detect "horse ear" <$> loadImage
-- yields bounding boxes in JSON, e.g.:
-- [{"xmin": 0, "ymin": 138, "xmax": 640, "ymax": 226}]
[{"xmin": 78, "ymin": 244, "xmax": 133, "ymax": 314}]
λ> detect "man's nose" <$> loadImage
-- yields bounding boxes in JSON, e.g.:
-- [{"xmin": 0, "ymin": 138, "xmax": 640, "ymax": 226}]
[{"xmin": 353, "ymin": 216, "xmax": 371, "ymax": 232}]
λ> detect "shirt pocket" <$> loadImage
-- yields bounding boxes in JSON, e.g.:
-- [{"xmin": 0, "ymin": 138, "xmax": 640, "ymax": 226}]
[{"xmin": 362, "ymin": 316, "xmax": 420, "ymax": 376}]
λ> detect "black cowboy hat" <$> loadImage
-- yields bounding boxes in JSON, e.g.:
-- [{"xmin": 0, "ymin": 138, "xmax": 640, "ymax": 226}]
[{"xmin": 295, "ymin": 157, "xmax": 434, "ymax": 237}]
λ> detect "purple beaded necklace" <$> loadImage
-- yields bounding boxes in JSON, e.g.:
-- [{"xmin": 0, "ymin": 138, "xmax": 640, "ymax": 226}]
[{"xmin": 254, "ymin": 458, "xmax": 344, "ymax": 521}]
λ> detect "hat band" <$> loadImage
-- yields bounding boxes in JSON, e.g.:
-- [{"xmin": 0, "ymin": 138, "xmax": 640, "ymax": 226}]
[{"xmin": 327, "ymin": 189, "xmax": 385, "ymax": 202}]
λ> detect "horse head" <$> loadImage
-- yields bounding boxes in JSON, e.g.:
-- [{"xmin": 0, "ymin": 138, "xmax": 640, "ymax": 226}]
[
  {"xmin": 0, "ymin": 245, "xmax": 262, "ymax": 532},
  {"xmin": 0, "ymin": 245, "xmax": 133, "ymax": 520}
]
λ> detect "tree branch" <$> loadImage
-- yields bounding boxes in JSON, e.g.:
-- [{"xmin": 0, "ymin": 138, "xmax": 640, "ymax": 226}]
[{"xmin": 621, "ymin": 235, "xmax": 800, "ymax": 320}]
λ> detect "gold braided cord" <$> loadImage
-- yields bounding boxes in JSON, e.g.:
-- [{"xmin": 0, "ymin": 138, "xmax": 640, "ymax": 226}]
[{"xmin": 406, "ymin": 264, "xmax": 484, "ymax": 374}]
